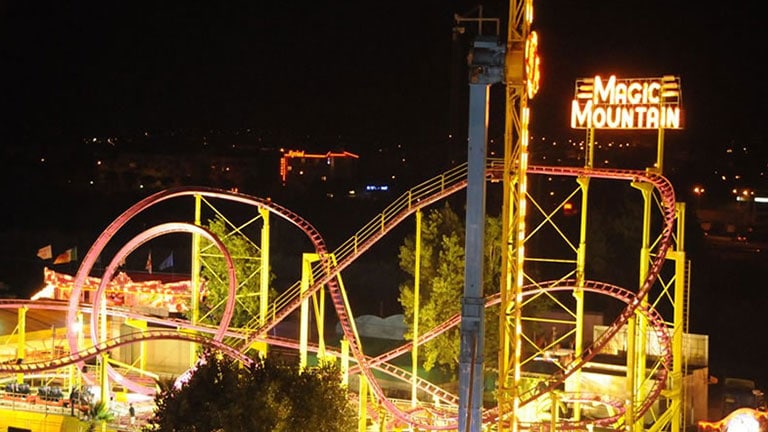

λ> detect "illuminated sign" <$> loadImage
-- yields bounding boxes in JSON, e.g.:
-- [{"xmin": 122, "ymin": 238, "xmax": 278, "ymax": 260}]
[
  {"xmin": 570, "ymin": 75, "xmax": 682, "ymax": 130},
  {"xmin": 526, "ymin": 31, "xmax": 540, "ymax": 99}
]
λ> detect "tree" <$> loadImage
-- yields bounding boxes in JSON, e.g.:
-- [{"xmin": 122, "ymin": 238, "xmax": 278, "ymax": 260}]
[
  {"xmin": 584, "ymin": 183, "xmax": 643, "ymax": 316},
  {"xmin": 86, "ymin": 399, "xmax": 114, "ymax": 432},
  {"xmin": 144, "ymin": 349, "xmax": 357, "ymax": 432},
  {"xmin": 199, "ymin": 215, "xmax": 276, "ymax": 328},
  {"xmin": 397, "ymin": 202, "xmax": 501, "ymax": 378}
]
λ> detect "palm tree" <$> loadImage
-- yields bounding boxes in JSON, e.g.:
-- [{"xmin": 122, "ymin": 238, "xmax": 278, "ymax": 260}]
[{"xmin": 86, "ymin": 399, "xmax": 114, "ymax": 432}]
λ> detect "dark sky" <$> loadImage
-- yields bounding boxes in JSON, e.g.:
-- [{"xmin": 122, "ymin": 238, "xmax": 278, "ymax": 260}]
[
  {"xmin": 1, "ymin": 0, "xmax": 766, "ymax": 389},
  {"xmin": 2, "ymin": 1, "xmax": 764, "ymax": 145},
  {"xmin": 535, "ymin": 2, "xmax": 765, "ymax": 146},
  {"xmin": 2, "ymin": 1, "xmax": 465, "ymax": 142}
]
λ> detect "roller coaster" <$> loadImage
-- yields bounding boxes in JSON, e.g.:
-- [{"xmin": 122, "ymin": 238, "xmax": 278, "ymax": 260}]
[
  {"xmin": 1, "ymin": 1, "xmax": 694, "ymax": 431},
  {"xmin": 0, "ymin": 157, "xmax": 685, "ymax": 431}
]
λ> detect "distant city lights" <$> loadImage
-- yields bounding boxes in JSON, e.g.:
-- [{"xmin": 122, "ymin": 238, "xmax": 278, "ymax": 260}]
[{"xmin": 365, "ymin": 185, "xmax": 389, "ymax": 192}]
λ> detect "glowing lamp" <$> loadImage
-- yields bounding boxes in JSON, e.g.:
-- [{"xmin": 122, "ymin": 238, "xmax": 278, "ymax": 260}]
[
  {"xmin": 563, "ymin": 202, "xmax": 577, "ymax": 216},
  {"xmin": 726, "ymin": 412, "xmax": 760, "ymax": 432}
]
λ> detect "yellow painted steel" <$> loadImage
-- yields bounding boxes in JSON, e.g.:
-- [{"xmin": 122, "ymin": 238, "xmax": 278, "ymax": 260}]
[
  {"xmin": 330, "ymin": 253, "xmax": 364, "ymax": 364},
  {"xmin": 299, "ymin": 252, "xmax": 335, "ymax": 368},
  {"xmin": 99, "ymin": 352, "xmax": 109, "ymax": 406},
  {"xmin": 671, "ymin": 203, "xmax": 687, "ymax": 432},
  {"xmin": 125, "ymin": 318, "xmax": 148, "ymax": 370},
  {"xmin": 573, "ymin": 174, "xmax": 589, "ymax": 422},
  {"xmin": 16, "ymin": 305, "xmax": 26, "ymax": 384},
  {"xmin": 256, "ymin": 207, "xmax": 270, "ymax": 356},
  {"xmin": 312, "ymin": 272, "xmax": 328, "ymax": 361},
  {"xmin": 494, "ymin": 2, "xmax": 688, "ymax": 431},
  {"xmin": 0, "ymin": 409, "xmax": 83, "ymax": 432},
  {"xmin": 497, "ymin": 1, "xmax": 533, "ymax": 430},
  {"xmin": 629, "ymin": 180, "xmax": 654, "ymax": 431},
  {"xmin": 646, "ymin": 205, "xmax": 689, "ymax": 432},
  {"xmin": 657, "ymin": 127, "xmax": 665, "ymax": 173},
  {"xmin": 359, "ymin": 374, "xmax": 370, "ymax": 432},
  {"xmin": 195, "ymin": 195, "xmax": 269, "ymax": 351},
  {"xmin": 299, "ymin": 253, "xmax": 316, "ymax": 370},
  {"xmin": 108, "ymin": 356, "xmax": 159, "ymax": 381},
  {"xmin": 341, "ymin": 339, "xmax": 350, "ymax": 387},
  {"xmin": 571, "ymin": 127, "xmax": 594, "ymax": 423},
  {"xmin": 190, "ymin": 194, "xmax": 202, "ymax": 366},
  {"xmin": 411, "ymin": 209, "xmax": 422, "ymax": 408},
  {"xmin": 99, "ymin": 285, "xmax": 109, "ymax": 405}
]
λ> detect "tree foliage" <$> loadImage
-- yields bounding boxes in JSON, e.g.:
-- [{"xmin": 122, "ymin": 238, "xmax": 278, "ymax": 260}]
[
  {"xmin": 85, "ymin": 399, "xmax": 114, "ymax": 432},
  {"xmin": 584, "ymin": 184, "xmax": 643, "ymax": 316},
  {"xmin": 397, "ymin": 203, "xmax": 502, "ymax": 378},
  {"xmin": 199, "ymin": 215, "xmax": 276, "ymax": 328},
  {"xmin": 144, "ymin": 349, "xmax": 357, "ymax": 432}
]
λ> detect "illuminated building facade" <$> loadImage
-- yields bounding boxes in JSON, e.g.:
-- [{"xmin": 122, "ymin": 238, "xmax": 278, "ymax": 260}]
[
  {"xmin": 41, "ymin": 267, "xmax": 191, "ymax": 316},
  {"xmin": 279, "ymin": 149, "xmax": 360, "ymax": 186}
]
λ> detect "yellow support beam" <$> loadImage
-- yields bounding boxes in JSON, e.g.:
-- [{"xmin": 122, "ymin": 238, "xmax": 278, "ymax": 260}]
[
  {"xmin": 255, "ymin": 206, "xmax": 271, "ymax": 356},
  {"xmin": 190, "ymin": 194, "xmax": 202, "ymax": 366},
  {"xmin": 299, "ymin": 253, "xmax": 320, "ymax": 370},
  {"xmin": 125, "ymin": 318, "xmax": 148, "ymax": 370},
  {"xmin": 411, "ymin": 209, "xmax": 422, "ymax": 408},
  {"xmin": 358, "ymin": 374, "xmax": 369, "ymax": 432},
  {"xmin": 16, "ymin": 305, "xmax": 27, "ymax": 384}
]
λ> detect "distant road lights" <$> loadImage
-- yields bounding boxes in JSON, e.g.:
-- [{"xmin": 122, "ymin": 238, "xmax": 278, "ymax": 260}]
[
  {"xmin": 693, "ymin": 186, "xmax": 705, "ymax": 196},
  {"xmin": 735, "ymin": 188, "xmax": 755, "ymax": 202}
]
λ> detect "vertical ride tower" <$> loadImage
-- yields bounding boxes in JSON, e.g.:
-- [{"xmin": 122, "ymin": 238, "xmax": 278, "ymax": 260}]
[
  {"xmin": 459, "ymin": 32, "xmax": 504, "ymax": 432},
  {"xmin": 497, "ymin": 0, "xmax": 537, "ymax": 430}
]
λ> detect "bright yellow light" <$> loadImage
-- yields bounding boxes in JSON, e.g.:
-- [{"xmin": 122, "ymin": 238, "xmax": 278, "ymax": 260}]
[
  {"xmin": 571, "ymin": 75, "xmax": 683, "ymax": 130},
  {"xmin": 525, "ymin": 0, "xmax": 533, "ymax": 24},
  {"xmin": 30, "ymin": 283, "xmax": 56, "ymax": 301},
  {"xmin": 726, "ymin": 412, "xmax": 760, "ymax": 432},
  {"xmin": 525, "ymin": 32, "xmax": 540, "ymax": 99},
  {"xmin": 700, "ymin": 408, "xmax": 768, "ymax": 432}
]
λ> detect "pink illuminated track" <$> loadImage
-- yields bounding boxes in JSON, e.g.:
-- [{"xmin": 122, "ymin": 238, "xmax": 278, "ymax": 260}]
[{"xmin": 1, "ymin": 160, "xmax": 676, "ymax": 431}]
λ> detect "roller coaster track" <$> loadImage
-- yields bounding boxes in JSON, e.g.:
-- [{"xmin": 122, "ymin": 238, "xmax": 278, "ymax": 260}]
[
  {"xmin": 0, "ymin": 328, "xmax": 252, "ymax": 374},
  {"xmin": 60, "ymin": 187, "xmax": 334, "ymax": 395},
  {"xmin": 0, "ymin": 300, "xmax": 249, "ymax": 342},
  {"xmin": 234, "ymin": 160, "xmax": 676, "ymax": 429},
  {"xmin": 5, "ymin": 159, "xmax": 675, "ymax": 430},
  {"xmin": 343, "ymin": 280, "xmax": 672, "ymax": 429},
  {"xmin": 239, "ymin": 161, "xmax": 474, "ymax": 343},
  {"xmin": 240, "ymin": 160, "xmax": 674, "ymax": 345},
  {"xmin": 0, "ymin": 280, "xmax": 670, "ymax": 429}
]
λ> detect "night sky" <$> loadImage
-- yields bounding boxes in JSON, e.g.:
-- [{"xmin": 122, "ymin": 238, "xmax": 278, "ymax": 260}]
[
  {"xmin": 1, "ymin": 1, "xmax": 766, "ymax": 390},
  {"xmin": 3, "ymin": 2, "xmax": 764, "ymax": 145}
]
